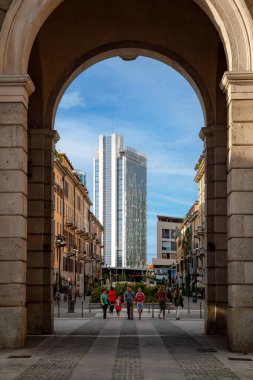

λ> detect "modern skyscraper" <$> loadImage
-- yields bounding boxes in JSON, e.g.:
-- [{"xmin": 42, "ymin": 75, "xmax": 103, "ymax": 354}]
[{"xmin": 94, "ymin": 134, "xmax": 147, "ymax": 268}]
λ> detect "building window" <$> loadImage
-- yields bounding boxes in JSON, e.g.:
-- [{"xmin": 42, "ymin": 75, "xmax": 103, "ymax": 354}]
[
  {"xmin": 171, "ymin": 241, "xmax": 177, "ymax": 251},
  {"xmin": 162, "ymin": 229, "xmax": 170, "ymax": 238},
  {"xmin": 162, "ymin": 241, "xmax": 171, "ymax": 251},
  {"xmin": 64, "ymin": 181, "xmax": 69, "ymax": 199},
  {"xmin": 171, "ymin": 230, "xmax": 176, "ymax": 239}
]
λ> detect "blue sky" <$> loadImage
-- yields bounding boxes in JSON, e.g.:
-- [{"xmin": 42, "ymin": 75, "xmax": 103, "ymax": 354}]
[{"xmin": 55, "ymin": 57, "xmax": 204, "ymax": 263}]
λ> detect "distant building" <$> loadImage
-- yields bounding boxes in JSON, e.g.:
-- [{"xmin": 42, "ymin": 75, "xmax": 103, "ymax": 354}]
[
  {"xmin": 53, "ymin": 152, "xmax": 103, "ymax": 297},
  {"xmin": 94, "ymin": 134, "xmax": 147, "ymax": 268},
  {"xmin": 157, "ymin": 215, "xmax": 183, "ymax": 260},
  {"xmin": 175, "ymin": 153, "xmax": 206, "ymax": 295}
]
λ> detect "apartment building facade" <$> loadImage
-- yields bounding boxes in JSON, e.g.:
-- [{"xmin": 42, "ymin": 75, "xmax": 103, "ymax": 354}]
[{"xmin": 54, "ymin": 152, "xmax": 103, "ymax": 297}]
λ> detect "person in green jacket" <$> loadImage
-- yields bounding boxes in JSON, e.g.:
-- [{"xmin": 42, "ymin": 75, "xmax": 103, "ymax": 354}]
[{"xmin": 100, "ymin": 288, "xmax": 109, "ymax": 319}]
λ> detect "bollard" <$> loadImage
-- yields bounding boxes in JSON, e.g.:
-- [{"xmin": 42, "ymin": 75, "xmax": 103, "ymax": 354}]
[
  {"xmin": 57, "ymin": 301, "xmax": 60, "ymax": 318},
  {"xmin": 81, "ymin": 301, "xmax": 84, "ymax": 318},
  {"xmin": 152, "ymin": 303, "xmax": 154, "ymax": 318},
  {"xmin": 200, "ymin": 301, "xmax": 202, "ymax": 319},
  {"xmin": 68, "ymin": 300, "xmax": 75, "ymax": 313},
  {"xmin": 187, "ymin": 296, "xmax": 190, "ymax": 314},
  {"xmin": 89, "ymin": 302, "xmax": 91, "ymax": 313}
]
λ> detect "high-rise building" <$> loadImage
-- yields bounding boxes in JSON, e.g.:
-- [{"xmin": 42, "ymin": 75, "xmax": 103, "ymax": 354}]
[{"xmin": 94, "ymin": 134, "xmax": 147, "ymax": 268}]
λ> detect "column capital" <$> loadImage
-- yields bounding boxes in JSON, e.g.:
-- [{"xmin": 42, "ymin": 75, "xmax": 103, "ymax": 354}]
[
  {"xmin": 220, "ymin": 71, "xmax": 253, "ymax": 104},
  {"xmin": 0, "ymin": 74, "xmax": 35, "ymax": 109},
  {"xmin": 200, "ymin": 125, "xmax": 226, "ymax": 140},
  {"xmin": 29, "ymin": 128, "xmax": 60, "ymax": 144}
]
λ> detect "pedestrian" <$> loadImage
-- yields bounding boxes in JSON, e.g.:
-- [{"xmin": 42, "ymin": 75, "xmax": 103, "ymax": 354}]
[
  {"xmin": 55, "ymin": 288, "xmax": 60, "ymax": 304},
  {"xmin": 173, "ymin": 288, "xmax": 184, "ymax": 320},
  {"xmin": 108, "ymin": 286, "xmax": 117, "ymax": 313},
  {"xmin": 135, "ymin": 287, "xmax": 145, "ymax": 320},
  {"xmin": 100, "ymin": 288, "xmax": 109, "ymax": 319},
  {"xmin": 157, "ymin": 285, "xmax": 167, "ymax": 319},
  {"xmin": 115, "ymin": 296, "xmax": 122, "ymax": 318},
  {"xmin": 124, "ymin": 285, "xmax": 135, "ymax": 320}
]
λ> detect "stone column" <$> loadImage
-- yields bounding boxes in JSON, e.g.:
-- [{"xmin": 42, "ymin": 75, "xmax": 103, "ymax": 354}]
[
  {"xmin": 27, "ymin": 128, "xmax": 59, "ymax": 334},
  {"xmin": 0, "ymin": 75, "xmax": 34, "ymax": 348},
  {"xmin": 201, "ymin": 124, "xmax": 227, "ymax": 335},
  {"xmin": 221, "ymin": 72, "xmax": 253, "ymax": 352}
]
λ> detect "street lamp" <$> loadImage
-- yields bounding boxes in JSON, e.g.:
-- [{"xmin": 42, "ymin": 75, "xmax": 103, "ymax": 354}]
[
  {"xmin": 77, "ymin": 251, "xmax": 91, "ymax": 301},
  {"xmin": 56, "ymin": 235, "xmax": 66, "ymax": 290},
  {"xmin": 69, "ymin": 247, "xmax": 78, "ymax": 301}
]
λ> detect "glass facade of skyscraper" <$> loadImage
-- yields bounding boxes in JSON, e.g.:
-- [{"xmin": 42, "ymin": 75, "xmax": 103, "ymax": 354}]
[
  {"xmin": 122, "ymin": 148, "xmax": 147, "ymax": 267},
  {"xmin": 94, "ymin": 134, "xmax": 147, "ymax": 268}
]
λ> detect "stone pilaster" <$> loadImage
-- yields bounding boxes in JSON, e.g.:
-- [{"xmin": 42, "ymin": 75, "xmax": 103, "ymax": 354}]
[
  {"xmin": 27, "ymin": 128, "xmax": 59, "ymax": 334},
  {"xmin": 221, "ymin": 71, "xmax": 253, "ymax": 352},
  {"xmin": 201, "ymin": 124, "xmax": 227, "ymax": 335},
  {"xmin": 0, "ymin": 75, "xmax": 34, "ymax": 348}
]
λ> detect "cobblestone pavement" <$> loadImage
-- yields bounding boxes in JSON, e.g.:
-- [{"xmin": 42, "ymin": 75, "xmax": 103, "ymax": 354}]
[
  {"xmin": 152, "ymin": 320, "xmax": 240, "ymax": 380},
  {"xmin": 0, "ymin": 315, "xmax": 253, "ymax": 380},
  {"xmin": 112, "ymin": 322, "xmax": 144, "ymax": 380}
]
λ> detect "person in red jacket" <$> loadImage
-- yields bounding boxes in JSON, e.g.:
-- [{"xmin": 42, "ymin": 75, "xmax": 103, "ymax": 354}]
[
  {"xmin": 135, "ymin": 287, "xmax": 145, "ymax": 320},
  {"xmin": 107, "ymin": 287, "xmax": 117, "ymax": 313},
  {"xmin": 114, "ymin": 296, "xmax": 122, "ymax": 318}
]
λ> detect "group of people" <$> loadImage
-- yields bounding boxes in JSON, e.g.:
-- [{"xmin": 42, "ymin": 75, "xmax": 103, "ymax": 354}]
[
  {"xmin": 100, "ymin": 286, "xmax": 145, "ymax": 320},
  {"xmin": 157, "ymin": 285, "xmax": 184, "ymax": 320},
  {"xmin": 100, "ymin": 285, "xmax": 184, "ymax": 321}
]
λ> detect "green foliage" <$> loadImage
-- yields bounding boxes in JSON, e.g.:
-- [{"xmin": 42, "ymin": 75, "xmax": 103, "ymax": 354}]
[{"xmin": 90, "ymin": 286, "xmax": 103, "ymax": 303}]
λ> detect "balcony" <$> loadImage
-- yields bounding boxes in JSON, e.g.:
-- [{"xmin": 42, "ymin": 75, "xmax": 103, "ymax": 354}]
[{"xmin": 65, "ymin": 220, "xmax": 73, "ymax": 227}]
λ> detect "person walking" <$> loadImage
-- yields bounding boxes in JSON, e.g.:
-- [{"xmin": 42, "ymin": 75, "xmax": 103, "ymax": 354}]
[
  {"xmin": 100, "ymin": 288, "xmax": 109, "ymax": 319},
  {"xmin": 115, "ymin": 296, "xmax": 122, "ymax": 319},
  {"xmin": 173, "ymin": 288, "xmax": 184, "ymax": 320},
  {"xmin": 157, "ymin": 285, "xmax": 167, "ymax": 319},
  {"xmin": 124, "ymin": 286, "xmax": 135, "ymax": 320},
  {"xmin": 108, "ymin": 287, "xmax": 117, "ymax": 313},
  {"xmin": 135, "ymin": 287, "xmax": 145, "ymax": 320}
]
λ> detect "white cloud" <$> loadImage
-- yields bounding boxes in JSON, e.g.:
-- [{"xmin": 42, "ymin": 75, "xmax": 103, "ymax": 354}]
[
  {"xmin": 153, "ymin": 193, "xmax": 194, "ymax": 206},
  {"xmin": 59, "ymin": 91, "xmax": 85, "ymax": 110}
]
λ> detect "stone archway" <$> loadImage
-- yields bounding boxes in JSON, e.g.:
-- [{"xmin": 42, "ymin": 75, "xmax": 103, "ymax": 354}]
[{"xmin": 0, "ymin": 0, "xmax": 253, "ymax": 352}]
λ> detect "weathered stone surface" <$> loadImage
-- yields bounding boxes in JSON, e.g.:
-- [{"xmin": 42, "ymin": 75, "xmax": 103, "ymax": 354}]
[
  {"xmin": 228, "ymin": 237, "xmax": 253, "ymax": 261},
  {"xmin": 228, "ymin": 285, "xmax": 253, "ymax": 307},
  {"xmin": 0, "ymin": 215, "xmax": 26, "ymax": 238},
  {"xmin": 0, "ymin": 170, "xmax": 27, "ymax": 193},
  {"xmin": 228, "ymin": 215, "xmax": 253, "ymax": 237},
  {"xmin": 214, "ymin": 181, "xmax": 227, "ymax": 198},
  {"xmin": 228, "ymin": 307, "xmax": 253, "ymax": 352},
  {"xmin": 0, "ymin": 284, "xmax": 26, "ymax": 306},
  {"xmin": 27, "ymin": 268, "xmax": 52, "ymax": 285},
  {"xmin": 0, "ymin": 261, "xmax": 26, "ymax": 283},
  {"xmin": 214, "ymin": 233, "xmax": 227, "ymax": 250},
  {"xmin": 0, "ymin": 193, "xmax": 26, "ymax": 215},
  {"xmin": 229, "ymin": 122, "xmax": 253, "ymax": 145},
  {"xmin": 228, "ymin": 146, "xmax": 253, "ymax": 169},
  {"xmin": 0, "ymin": 147, "xmax": 27, "ymax": 171},
  {"xmin": 27, "ymin": 251, "xmax": 53, "ymax": 268},
  {"xmin": 228, "ymin": 191, "xmax": 253, "ymax": 215},
  {"xmin": 0, "ymin": 125, "xmax": 27, "ymax": 149},
  {"xmin": 228, "ymin": 168, "xmax": 253, "ymax": 192},
  {"xmin": 215, "ymin": 250, "xmax": 227, "ymax": 267},
  {"xmin": 228, "ymin": 262, "xmax": 253, "ymax": 284},
  {"xmin": 0, "ymin": 103, "xmax": 26, "ymax": 125},
  {"xmin": 0, "ymin": 237, "xmax": 26, "ymax": 260},
  {"xmin": 27, "ymin": 284, "xmax": 52, "ymax": 302},
  {"xmin": 27, "ymin": 302, "xmax": 54, "ymax": 335},
  {"xmin": 214, "ymin": 216, "xmax": 227, "ymax": 232},
  {"xmin": 228, "ymin": 99, "xmax": 253, "ymax": 123},
  {"xmin": 0, "ymin": 307, "xmax": 26, "ymax": 348}
]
